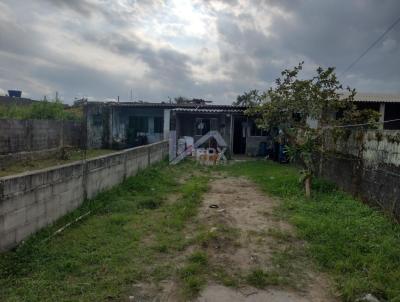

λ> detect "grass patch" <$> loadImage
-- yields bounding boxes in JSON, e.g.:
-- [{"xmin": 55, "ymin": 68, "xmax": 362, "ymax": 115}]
[
  {"xmin": 267, "ymin": 228, "xmax": 294, "ymax": 243},
  {"xmin": 245, "ymin": 269, "xmax": 282, "ymax": 288},
  {"xmin": 223, "ymin": 160, "xmax": 400, "ymax": 301},
  {"xmin": 193, "ymin": 224, "xmax": 241, "ymax": 249},
  {"xmin": 188, "ymin": 251, "xmax": 208, "ymax": 265},
  {"xmin": 0, "ymin": 160, "xmax": 209, "ymax": 301},
  {"xmin": 179, "ymin": 251, "xmax": 209, "ymax": 298}
]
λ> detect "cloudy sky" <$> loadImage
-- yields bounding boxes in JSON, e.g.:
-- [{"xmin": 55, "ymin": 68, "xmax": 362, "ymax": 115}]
[{"xmin": 0, "ymin": 0, "xmax": 399, "ymax": 104}]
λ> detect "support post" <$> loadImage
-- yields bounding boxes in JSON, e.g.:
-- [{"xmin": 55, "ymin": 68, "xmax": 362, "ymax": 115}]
[
  {"xmin": 169, "ymin": 130, "xmax": 176, "ymax": 162},
  {"xmin": 163, "ymin": 109, "xmax": 171, "ymax": 140},
  {"xmin": 379, "ymin": 103, "xmax": 385, "ymax": 130}
]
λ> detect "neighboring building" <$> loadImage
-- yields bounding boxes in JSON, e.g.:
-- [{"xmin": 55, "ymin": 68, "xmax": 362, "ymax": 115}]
[
  {"xmin": 84, "ymin": 101, "xmax": 269, "ymax": 156},
  {"xmin": 0, "ymin": 90, "xmax": 42, "ymax": 107},
  {"xmin": 351, "ymin": 93, "xmax": 400, "ymax": 130},
  {"xmin": 84, "ymin": 92, "xmax": 400, "ymax": 156},
  {"xmin": 307, "ymin": 92, "xmax": 400, "ymax": 130},
  {"xmin": 0, "ymin": 95, "xmax": 39, "ymax": 107}
]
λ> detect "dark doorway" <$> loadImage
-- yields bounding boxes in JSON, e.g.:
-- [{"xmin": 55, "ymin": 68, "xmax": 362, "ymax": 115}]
[
  {"xmin": 233, "ymin": 117, "xmax": 246, "ymax": 154},
  {"xmin": 127, "ymin": 116, "xmax": 148, "ymax": 147},
  {"xmin": 384, "ymin": 103, "xmax": 400, "ymax": 130}
]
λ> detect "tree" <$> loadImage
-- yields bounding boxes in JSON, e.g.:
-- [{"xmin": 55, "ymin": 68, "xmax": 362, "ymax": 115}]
[
  {"xmin": 247, "ymin": 62, "xmax": 379, "ymax": 197},
  {"xmin": 233, "ymin": 90, "xmax": 262, "ymax": 106}
]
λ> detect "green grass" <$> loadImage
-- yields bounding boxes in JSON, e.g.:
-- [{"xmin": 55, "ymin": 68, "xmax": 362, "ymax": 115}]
[
  {"xmin": 179, "ymin": 251, "xmax": 209, "ymax": 298},
  {"xmin": 0, "ymin": 149, "xmax": 116, "ymax": 177},
  {"xmin": 223, "ymin": 160, "xmax": 400, "ymax": 301},
  {"xmin": 245, "ymin": 269, "xmax": 282, "ymax": 288},
  {"xmin": 0, "ymin": 101, "xmax": 81, "ymax": 121},
  {"xmin": 0, "ymin": 160, "xmax": 210, "ymax": 301}
]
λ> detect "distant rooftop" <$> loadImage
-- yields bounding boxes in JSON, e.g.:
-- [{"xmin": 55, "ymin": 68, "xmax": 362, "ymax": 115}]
[
  {"xmin": 345, "ymin": 92, "xmax": 400, "ymax": 103},
  {"xmin": 87, "ymin": 101, "xmax": 247, "ymax": 110},
  {"xmin": 172, "ymin": 107, "xmax": 245, "ymax": 113}
]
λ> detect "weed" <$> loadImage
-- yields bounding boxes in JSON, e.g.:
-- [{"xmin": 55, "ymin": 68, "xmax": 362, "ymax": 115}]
[
  {"xmin": 245, "ymin": 269, "xmax": 281, "ymax": 288},
  {"xmin": 194, "ymin": 225, "xmax": 240, "ymax": 248},
  {"xmin": 179, "ymin": 251, "xmax": 209, "ymax": 298},
  {"xmin": 212, "ymin": 266, "xmax": 240, "ymax": 288},
  {"xmin": 182, "ymin": 275, "xmax": 206, "ymax": 297},
  {"xmin": 223, "ymin": 160, "xmax": 400, "ymax": 301},
  {"xmin": 136, "ymin": 197, "xmax": 164, "ymax": 209},
  {"xmin": 188, "ymin": 251, "xmax": 208, "ymax": 265},
  {"xmin": 267, "ymin": 228, "xmax": 294, "ymax": 243}
]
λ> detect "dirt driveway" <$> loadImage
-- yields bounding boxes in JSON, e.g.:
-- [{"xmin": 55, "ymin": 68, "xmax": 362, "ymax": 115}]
[
  {"xmin": 131, "ymin": 173, "xmax": 339, "ymax": 302},
  {"xmin": 195, "ymin": 175, "xmax": 338, "ymax": 302}
]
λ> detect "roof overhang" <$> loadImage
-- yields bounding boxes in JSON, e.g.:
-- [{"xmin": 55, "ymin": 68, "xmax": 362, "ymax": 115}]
[{"xmin": 341, "ymin": 92, "xmax": 400, "ymax": 103}]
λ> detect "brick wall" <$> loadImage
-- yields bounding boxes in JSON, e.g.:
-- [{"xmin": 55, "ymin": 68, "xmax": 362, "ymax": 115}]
[
  {"xmin": 318, "ymin": 130, "xmax": 400, "ymax": 220},
  {"xmin": 0, "ymin": 140, "xmax": 169, "ymax": 251}
]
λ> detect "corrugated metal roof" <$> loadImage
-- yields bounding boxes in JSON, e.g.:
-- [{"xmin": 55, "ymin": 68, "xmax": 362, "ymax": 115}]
[
  {"xmin": 342, "ymin": 92, "xmax": 400, "ymax": 103},
  {"xmin": 87, "ymin": 101, "xmax": 247, "ymax": 110},
  {"xmin": 172, "ymin": 108, "xmax": 244, "ymax": 113}
]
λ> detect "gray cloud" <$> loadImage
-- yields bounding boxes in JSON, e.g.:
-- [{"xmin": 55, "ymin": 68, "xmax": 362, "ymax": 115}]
[
  {"xmin": 0, "ymin": 0, "xmax": 399, "ymax": 103},
  {"xmin": 42, "ymin": 0, "xmax": 106, "ymax": 17}
]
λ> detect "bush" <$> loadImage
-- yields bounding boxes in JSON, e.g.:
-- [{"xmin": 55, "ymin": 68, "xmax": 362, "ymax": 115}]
[{"xmin": 0, "ymin": 100, "xmax": 81, "ymax": 121}]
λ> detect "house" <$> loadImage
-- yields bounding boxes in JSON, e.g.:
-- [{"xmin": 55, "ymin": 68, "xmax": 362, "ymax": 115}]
[
  {"xmin": 306, "ymin": 92, "xmax": 400, "ymax": 130},
  {"xmin": 84, "ymin": 101, "xmax": 269, "ymax": 157},
  {"xmin": 351, "ymin": 93, "xmax": 400, "ymax": 130},
  {"xmin": 84, "ymin": 92, "xmax": 399, "ymax": 157}
]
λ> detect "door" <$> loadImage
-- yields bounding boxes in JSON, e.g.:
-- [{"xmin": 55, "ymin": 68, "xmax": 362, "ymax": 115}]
[{"xmin": 233, "ymin": 117, "xmax": 246, "ymax": 154}]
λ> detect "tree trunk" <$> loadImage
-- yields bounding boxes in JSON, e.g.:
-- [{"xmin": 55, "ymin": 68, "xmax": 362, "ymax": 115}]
[{"xmin": 304, "ymin": 176, "xmax": 311, "ymax": 198}]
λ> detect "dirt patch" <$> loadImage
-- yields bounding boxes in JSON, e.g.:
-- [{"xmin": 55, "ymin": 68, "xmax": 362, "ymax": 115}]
[
  {"xmin": 129, "ymin": 174, "xmax": 338, "ymax": 302},
  {"xmin": 195, "ymin": 175, "xmax": 338, "ymax": 302},
  {"xmin": 198, "ymin": 176, "xmax": 292, "ymax": 270},
  {"xmin": 198, "ymin": 285, "xmax": 312, "ymax": 302}
]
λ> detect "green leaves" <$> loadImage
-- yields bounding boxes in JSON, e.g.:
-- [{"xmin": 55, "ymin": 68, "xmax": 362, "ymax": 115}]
[
  {"xmin": 0, "ymin": 100, "xmax": 81, "ymax": 121},
  {"xmin": 243, "ymin": 62, "xmax": 379, "ymax": 192},
  {"xmin": 234, "ymin": 89, "xmax": 263, "ymax": 106}
]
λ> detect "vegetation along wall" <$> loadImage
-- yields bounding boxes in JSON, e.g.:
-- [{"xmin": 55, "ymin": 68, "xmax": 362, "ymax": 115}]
[
  {"xmin": 0, "ymin": 119, "xmax": 82, "ymax": 168},
  {"xmin": 319, "ymin": 130, "xmax": 400, "ymax": 220},
  {"xmin": 0, "ymin": 140, "xmax": 169, "ymax": 251}
]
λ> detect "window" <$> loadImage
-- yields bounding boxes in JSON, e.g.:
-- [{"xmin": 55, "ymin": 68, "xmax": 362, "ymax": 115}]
[
  {"xmin": 250, "ymin": 121, "xmax": 267, "ymax": 136},
  {"xmin": 195, "ymin": 118, "xmax": 218, "ymax": 136},
  {"xmin": 210, "ymin": 118, "xmax": 218, "ymax": 131},
  {"xmin": 154, "ymin": 117, "xmax": 164, "ymax": 133},
  {"xmin": 129, "ymin": 116, "xmax": 148, "ymax": 134},
  {"xmin": 92, "ymin": 114, "xmax": 102, "ymax": 126}
]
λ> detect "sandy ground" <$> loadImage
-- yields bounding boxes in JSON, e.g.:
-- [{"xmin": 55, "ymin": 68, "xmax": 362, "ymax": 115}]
[
  {"xmin": 130, "ymin": 173, "xmax": 339, "ymax": 302},
  {"xmin": 195, "ymin": 175, "xmax": 338, "ymax": 302}
]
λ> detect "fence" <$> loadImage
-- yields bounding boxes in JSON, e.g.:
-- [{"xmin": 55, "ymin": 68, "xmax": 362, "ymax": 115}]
[
  {"xmin": 0, "ymin": 119, "xmax": 82, "ymax": 168},
  {"xmin": 0, "ymin": 140, "xmax": 168, "ymax": 251},
  {"xmin": 318, "ymin": 130, "xmax": 400, "ymax": 220}
]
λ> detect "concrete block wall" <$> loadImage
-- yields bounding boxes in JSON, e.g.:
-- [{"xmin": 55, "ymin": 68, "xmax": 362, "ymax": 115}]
[
  {"xmin": 0, "ymin": 162, "xmax": 85, "ymax": 250},
  {"xmin": 0, "ymin": 119, "xmax": 82, "ymax": 168},
  {"xmin": 0, "ymin": 140, "xmax": 168, "ymax": 251},
  {"xmin": 319, "ymin": 130, "xmax": 400, "ymax": 220},
  {"xmin": 84, "ymin": 103, "xmax": 108, "ymax": 149}
]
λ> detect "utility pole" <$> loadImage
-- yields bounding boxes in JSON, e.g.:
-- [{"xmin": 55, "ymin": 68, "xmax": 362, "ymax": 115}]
[{"xmin": 130, "ymin": 88, "xmax": 133, "ymax": 102}]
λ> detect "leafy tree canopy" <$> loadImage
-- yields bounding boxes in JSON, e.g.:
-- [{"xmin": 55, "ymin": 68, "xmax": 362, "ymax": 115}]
[
  {"xmin": 245, "ymin": 62, "xmax": 380, "ymax": 196},
  {"xmin": 233, "ymin": 90, "xmax": 263, "ymax": 106}
]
